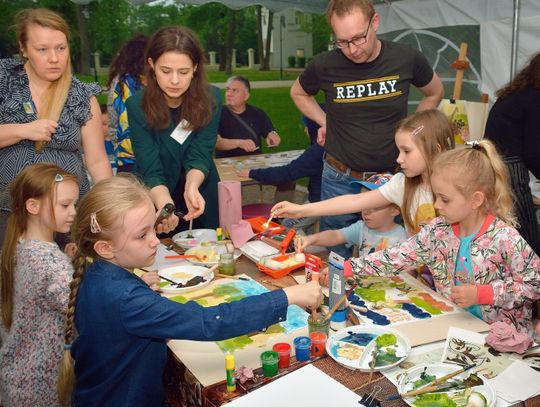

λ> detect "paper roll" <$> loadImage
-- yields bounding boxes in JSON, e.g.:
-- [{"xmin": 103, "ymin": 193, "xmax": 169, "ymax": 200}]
[{"xmin": 218, "ymin": 181, "xmax": 242, "ymax": 236}]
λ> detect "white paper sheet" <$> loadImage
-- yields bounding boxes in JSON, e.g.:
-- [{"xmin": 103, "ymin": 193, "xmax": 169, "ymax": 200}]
[
  {"xmin": 488, "ymin": 360, "xmax": 540, "ymax": 403},
  {"xmin": 225, "ymin": 364, "xmax": 360, "ymax": 406}
]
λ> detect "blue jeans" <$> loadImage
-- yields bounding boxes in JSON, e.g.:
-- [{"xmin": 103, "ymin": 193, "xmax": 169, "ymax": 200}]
[{"xmin": 320, "ymin": 160, "xmax": 361, "ymax": 258}]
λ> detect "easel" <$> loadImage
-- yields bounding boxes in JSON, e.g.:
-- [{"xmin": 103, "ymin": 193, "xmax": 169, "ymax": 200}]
[{"xmin": 439, "ymin": 42, "xmax": 489, "ymax": 143}]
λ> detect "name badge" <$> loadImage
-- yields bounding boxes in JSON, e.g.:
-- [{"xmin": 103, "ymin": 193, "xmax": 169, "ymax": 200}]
[
  {"xmin": 169, "ymin": 119, "xmax": 192, "ymax": 145},
  {"xmin": 23, "ymin": 101, "xmax": 36, "ymax": 114}
]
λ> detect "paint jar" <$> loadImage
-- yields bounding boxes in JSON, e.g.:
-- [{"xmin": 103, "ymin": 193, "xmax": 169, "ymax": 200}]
[
  {"xmin": 218, "ymin": 253, "xmax": 236, "ymax": 276},
  {"xmin": 309, "ymin": 332, "xmax": 327, "ymax": 357},
  {"xmin": 293, "ymin": 336, "xmax": 312, "ymax": 362},
  {"xmin": 307, "ymin": 314, "xmax": 330, "ymax": 337},
  {"xmin": 272, "ymin": 342, "xmax": 291, "ymax": 369},
  {"xmin": 260, "ymin": 350, "xmax": 279, "ymax": 377},
  {"xmin": 329, "ymin": 309, "xmax": 347, "ymax": 331}
]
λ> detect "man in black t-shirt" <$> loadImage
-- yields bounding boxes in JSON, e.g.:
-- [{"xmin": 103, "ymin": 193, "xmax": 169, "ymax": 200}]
[
  {"xmin": 215, "ymin": 76, "xmax": 280, "ymax": 158},
  {"xmin": 289, "ymin": 0, "xmax": 444, "ymax": 257}
]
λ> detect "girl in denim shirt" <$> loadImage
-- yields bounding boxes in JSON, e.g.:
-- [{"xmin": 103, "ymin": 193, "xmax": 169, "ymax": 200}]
[{"xmin": 57, "ymin": 175, "xmax": 321, "ymax": 407}]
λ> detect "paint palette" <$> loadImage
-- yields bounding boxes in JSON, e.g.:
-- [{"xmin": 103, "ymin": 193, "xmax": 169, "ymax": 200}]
[
  {"xmin": 159, "ymin": 265, "xmax": 214, "ymax": 294},
  {"xmin": 397, "ymin": 364, "xmax": 496, "ymax": 407},
  {"xmin": 326, "ymin": 326, "xmax": 410, "ymax": 371},
  {"xmin": 172, "ymin": 229, "xmax": 217, "ymax": 249}
]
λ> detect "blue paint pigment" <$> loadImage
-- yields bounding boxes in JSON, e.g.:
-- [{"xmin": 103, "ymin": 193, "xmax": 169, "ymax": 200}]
[
  {"xmin": 294, "ymin": 336, "xmax": 311, "ymax": 362},
  {"xmin": 340, "ymin": 332, "xmax": 377, "ymax": 346},
  {"xmin": 402, "ymin": 303, "xmax": 432, "ymax": 319},
  {"xmin": 348, "ymin": 293, "xmax": 390, "ymax": 325}
]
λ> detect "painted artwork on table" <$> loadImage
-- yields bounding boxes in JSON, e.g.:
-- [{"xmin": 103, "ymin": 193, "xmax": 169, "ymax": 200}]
[
  {"xmin": 348, "ymin": 275, "xmax": 458, "ymax": 326},
  {"xmin": 169, "ymin": 278, "xmax": 308, "ymax": 352},
  {"xmin": 441, "ymin": 327, "xmax": 517, "ymax": 379}
]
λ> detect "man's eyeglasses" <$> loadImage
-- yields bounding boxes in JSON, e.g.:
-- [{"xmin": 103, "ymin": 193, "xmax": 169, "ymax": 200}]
[{"xmin": 333, "ymin": 15, "xmax": 374, "ymax": 49}]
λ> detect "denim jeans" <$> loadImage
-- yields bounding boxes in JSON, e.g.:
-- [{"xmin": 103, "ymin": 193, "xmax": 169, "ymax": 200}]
[{"xmin": 320, "ymin": 160, "xmax": 361, "ymax": 258}]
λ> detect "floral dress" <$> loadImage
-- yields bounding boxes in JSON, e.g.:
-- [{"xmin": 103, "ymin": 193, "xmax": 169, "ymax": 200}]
[
  {"xmin": 0, "ymin": 240, "xmax": 73, "ymax": 406},
  {"xmin": 349, "ymin": 214, "xmax": 540, "ymax": 333}
]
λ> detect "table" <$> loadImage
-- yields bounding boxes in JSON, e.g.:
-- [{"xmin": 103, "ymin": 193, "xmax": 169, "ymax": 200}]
[
  {"xmin": 214, "ymin": 150, "xmax": 304, "ymax": 185},
  {"xmin": 157, "ymin": 242, "xmax": 538, "ymax": 407}
]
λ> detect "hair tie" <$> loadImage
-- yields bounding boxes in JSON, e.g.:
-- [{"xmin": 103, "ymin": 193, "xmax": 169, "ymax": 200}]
[
  {"xmin": 64, "ymin": 343, "xmax": 72, "ymax": 351},
  {"xmin": 410, "ymin": 125, "xmax": 424, "ymax": 137},
  {"xmin": 90, "ymin": 212, "xmax": 102, "ymax": 234}
]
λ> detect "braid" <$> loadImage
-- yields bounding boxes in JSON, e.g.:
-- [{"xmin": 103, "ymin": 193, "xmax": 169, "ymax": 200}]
[{"xmin": 57, "ymin": 251, "xmax": 88, "ymax": 406}]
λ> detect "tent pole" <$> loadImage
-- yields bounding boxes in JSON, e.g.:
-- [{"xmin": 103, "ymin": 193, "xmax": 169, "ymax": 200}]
[{"xmin": 510, "ymin": 0, "xmax": 520, "ymax": 79}]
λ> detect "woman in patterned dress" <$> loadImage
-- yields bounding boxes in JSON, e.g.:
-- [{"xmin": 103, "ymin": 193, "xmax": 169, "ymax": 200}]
[{"xmin": 0, "ymin": 8, "xmax": 112, "ymax": 244}]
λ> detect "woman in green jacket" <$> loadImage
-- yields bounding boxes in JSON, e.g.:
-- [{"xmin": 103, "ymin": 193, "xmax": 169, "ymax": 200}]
[{"xmin": 126, "ymin": 26, "xmax": 220, "ymax": 233}]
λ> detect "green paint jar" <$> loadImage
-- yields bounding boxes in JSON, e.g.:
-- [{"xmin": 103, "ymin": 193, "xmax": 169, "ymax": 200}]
[
  {"xmin": 260, "ymin": 350, "xmax": 279, "ymax": 377},
  {"xmin": 218, "ymin": 253, "xmax": 236, "ymax": 276}
]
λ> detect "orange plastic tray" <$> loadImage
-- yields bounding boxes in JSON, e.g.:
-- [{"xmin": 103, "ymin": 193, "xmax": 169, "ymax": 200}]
[
  {"xmin": 256, "ymin": 254, "xmax": 304, "ymax": 278},
  {"xmin": 245, "ymin": 217, "xmax": 285, "ymax": 235}
]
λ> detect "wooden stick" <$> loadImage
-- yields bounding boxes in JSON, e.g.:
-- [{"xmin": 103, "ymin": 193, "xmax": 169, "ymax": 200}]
[
  {"xmin": 423, "ymin": 363, "xmax": 476, "ymax": 388},
  {"xmin": 323, "ymin": 294, "xmax": 348, "ymax": 323},
  {"xmin": 323, "ymin": 283, "xmax": 357, "ymax": 323},
  {"xmin": 260, "ymin": 279, "xmax": 289, "ymax": 289}
]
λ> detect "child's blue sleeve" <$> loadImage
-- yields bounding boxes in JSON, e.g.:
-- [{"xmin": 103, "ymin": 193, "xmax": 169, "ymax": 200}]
[{"xmin": 340, "ymin": 220, "xmax": 363, "ymax": 248}]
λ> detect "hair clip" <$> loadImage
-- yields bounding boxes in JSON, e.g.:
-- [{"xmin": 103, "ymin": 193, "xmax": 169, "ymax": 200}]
[
  {"xmin": 90, "ymin": 212, "xmax": 102, "ymax": 234},
  {"xmin": 55, "ymin": 174, "xmax": 64, "ymax": 182},
  {"xmin": 466, "ymin": 140, "xmax": 482, "ymax": 150},
  {"xmin": 411, "ymin": 125, "xmax": 424, "ymax": 137}
]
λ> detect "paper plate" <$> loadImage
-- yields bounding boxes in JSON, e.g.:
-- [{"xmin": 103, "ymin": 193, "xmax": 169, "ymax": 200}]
[
  {"xmin": 326, "ymin": 325, "xmax": 410, "ymax": 371},
  {"xmin": 172, "ymin": 229, "xmax": 217, "ymax": 249},
  {"xmin": 184, "ymin": 245, "xmax": 241, "ymax": 266},
  {"xmin": 397, "ymin": 363, "xmax": 496, "ymax": 407},
  {"xmin": 159, "ymin": 265, "xmax": 214, "ymax": 294}
]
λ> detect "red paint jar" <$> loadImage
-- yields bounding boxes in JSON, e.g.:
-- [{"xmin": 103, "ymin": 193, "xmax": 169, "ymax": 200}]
[
  {"xmin": 272, "ymin": 342, "xmax": 292, "ymax": 369},
  {"xmin": 309, "ymin": 332, "xmax": 327, "ymax": 357}
]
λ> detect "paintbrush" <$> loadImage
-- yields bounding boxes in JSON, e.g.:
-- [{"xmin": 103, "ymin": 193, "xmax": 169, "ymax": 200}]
[
  {"xmin": 260, "ymin": 279, "xmax": 289, "ymax": 289},
  {"xmin": 386, "ymin": 363, "xmax": 477, "ymax": 400},
  {"xmin": 261, "ymin": 212, "xmax": 275, "ymax": 230},
  {"xmin": 140, "ymin": 267, "xmax": 181, "ymax": 287},
  {"xmin": 367, "ymin": 347, "xmax": 378, "ymax": 384},
  {"xmin": 215, "ymin": 273, "xmax": 250, "ymax": 281},
  {"xmin": 187, "ymin": 219, "xmax": 194, "ymax": 238},
  {"xmin": 323, "ymin": 283, "xmax": 358, "ymax": 323}
]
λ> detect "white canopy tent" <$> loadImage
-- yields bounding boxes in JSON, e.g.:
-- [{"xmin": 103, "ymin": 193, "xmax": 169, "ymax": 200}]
[{"xmin": 373, "ymin": 0, "xmax": 540, "ymax": 101}]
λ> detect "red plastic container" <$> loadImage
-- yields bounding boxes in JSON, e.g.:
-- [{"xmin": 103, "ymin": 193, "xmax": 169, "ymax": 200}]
[{"xmin": 272, "ymin": 342, "xmax": 291, "ymax": 369}]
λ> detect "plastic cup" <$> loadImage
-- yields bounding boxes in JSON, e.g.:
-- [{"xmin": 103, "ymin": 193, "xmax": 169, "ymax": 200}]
[
  {"xmin": 272, "ymin": 342, "xmax": 292, "ymax": 369},
  {"xmin": 293, "ymin": 336, "xmax": 312, "ymax": 362},
  {"xmin": 307, "ymin": 314, "xmax": 330, "ymax": 337},
  {"xmin": 260, "ymin": 350, "xmax": 279, "ymax": 377},
  {"xmin": 309, "ymin": 332, "xmax": 327, "ymax": 357}
]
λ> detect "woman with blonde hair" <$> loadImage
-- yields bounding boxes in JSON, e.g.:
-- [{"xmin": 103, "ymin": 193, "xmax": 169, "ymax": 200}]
[{"xmin": 0, "ymin": 8, "xmax": 112, "ymax": 244}]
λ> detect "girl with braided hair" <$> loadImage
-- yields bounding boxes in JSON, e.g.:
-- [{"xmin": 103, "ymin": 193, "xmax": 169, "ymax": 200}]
[
  {"xmin": 57, "ymin": 175, "xmax": 322, "ymax": 407},
  {"xmin": 0, "ymin": 163, "xmax": 78, "ymax": 406}
]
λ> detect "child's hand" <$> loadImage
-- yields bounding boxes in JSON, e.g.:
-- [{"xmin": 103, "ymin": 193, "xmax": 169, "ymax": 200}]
[
  {"xmin": 236, "ymin": 168, "xmax": 250, "ymax": 178},
  {"xmin": 141, "ymin": 270, "xmax": 161, "ymax": 292},
  {"xmin": 271, "ymin": 201, "xmax": 304, "ymax": 219},
  {"xmin": 283, "ymin": 280, "xmax": 322, "ymax": 309},
  {"xmin": 319, "ymin": 267, "xmax": 330, "ymax": 287},
  {"xmin": 294, "ymin": 235, "xmax": 311, "ymax": 252},
  {"xmin": 450, "ymin": 284, "xmax": 478, "ymax": 308}
]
